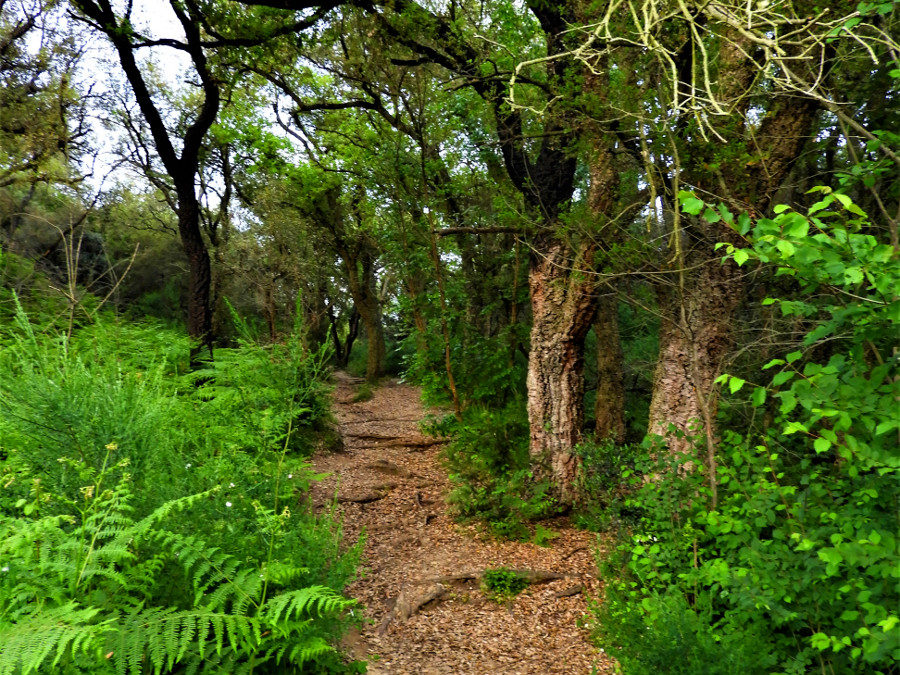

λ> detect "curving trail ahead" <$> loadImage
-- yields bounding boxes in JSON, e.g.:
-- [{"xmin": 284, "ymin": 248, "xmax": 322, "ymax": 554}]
[{"xmin": 310, "ymin": 372, "xmax": 614, "ymax": 675}]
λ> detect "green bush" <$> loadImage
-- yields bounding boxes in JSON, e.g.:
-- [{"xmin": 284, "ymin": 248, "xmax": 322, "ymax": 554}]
[
  {"xmin": 433, "ymin": 401, "xmax": 557, "ymax": 539},
  {"xmin": 0, "ymin": 302, "xmax": 361, "ymax": 673},
  {"xmin": 481, "ymin": 568, "xmax": 528, "ymax": 601},
  {"xmin": 572, "ymin": 439, "xmax": 641, "ymax": 532},
  {"xmin": 593, "ymin": 192, "xmax": 900, "ymax": 675},
  {"xmin": 0, "ymin": 455, "xmax": 357, "ymax": 674},
  {"xmin": 594, "ymin": 587, "xmax": 776, "ymax": 675}
]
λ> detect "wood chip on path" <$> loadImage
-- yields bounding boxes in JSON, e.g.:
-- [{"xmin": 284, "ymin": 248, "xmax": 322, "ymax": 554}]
[{"xmin": 310, "ymin": 372, "xmax": 615, "ymax": 674}]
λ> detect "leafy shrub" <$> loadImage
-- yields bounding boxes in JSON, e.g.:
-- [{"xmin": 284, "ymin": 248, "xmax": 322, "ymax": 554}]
[
  {"xmin": 432, "ymin": 401, "xmax": 557, "ymax": 539},
  {"xmin": 0, "ymin": 302, "xmax": 361, "ymax": 673},
  {"xmin": 594, "ymin": 587, "xmax": 776, "ymax": 675},
  {"xmin": 572, "ymin": 439, "xmax": 641, "ymax": 532},
  {"xmin": 0, "ymin": 455, "xmax": 357, "ymax": 674},
  {"xmin": 593, "ymin": 192, "xmax": 900, "ymax": 674},
  {"xmin": 481, "ymin": 568, "xmax": 528, "ymax": 601},
  {"xmin": 187, "ymin": 337, "xmax": 332, "ymax": 459}
]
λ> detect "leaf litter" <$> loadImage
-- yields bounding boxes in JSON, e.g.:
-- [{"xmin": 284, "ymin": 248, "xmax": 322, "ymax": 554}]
[{"xmin": 309, "ymin": 372, "xmax": 615, "ymax": 674}]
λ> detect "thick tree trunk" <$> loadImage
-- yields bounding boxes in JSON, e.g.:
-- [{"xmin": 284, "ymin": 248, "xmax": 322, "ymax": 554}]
[
  {"xmin": 329, "ymin": 305, "xmax": 359, "ymax": 368},
  {"xmin": 593, "ymin": 296, "xmax": 626, "ymax": 443},
  {"xmin": 303, "ymin": 279, "xmax": 329, "ymax": 349},
  {"xmin": 401, "ymin": 271, "xmax": 429, "ymax": 358},
  {"xmin": 585, "ymin": 112, "xmax": 627, "ymax": 445},
  {"xmin": 648, "ymin": 80, "xmax": 819, "ymax": 460},
  {"xmin": 343, "ymin": 254, "xmax": 385, "ymax": 381},
  {"xmin": 359, "ymin": 305, "xmax": 386, "ymax": 381},
  {"xmin": 648, "ymin": 259, "xmax": 742, "ymax": 455},
  {"xmin": 176, "ymin": 186, "xmax": 213, "ymax": 369},
  {"xmin": 526, "ymin": 235, "xmax": 598, "ymax": 506}
]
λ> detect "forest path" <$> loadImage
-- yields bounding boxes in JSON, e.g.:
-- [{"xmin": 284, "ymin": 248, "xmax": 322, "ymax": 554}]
[{"xmin": 310, "ymin": 372, "xmax": 614, "ymax": 674}]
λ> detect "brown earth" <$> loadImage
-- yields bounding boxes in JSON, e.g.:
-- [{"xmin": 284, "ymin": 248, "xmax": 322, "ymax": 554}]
[{"xmin": 310, "ymin": 372, "xmax": 615, "ymax": 675}]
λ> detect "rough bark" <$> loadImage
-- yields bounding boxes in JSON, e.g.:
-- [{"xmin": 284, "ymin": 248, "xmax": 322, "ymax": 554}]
[
  {"xmin": 303, "ymin": 278, "xmax": 330, "ymax": 349},
  {"xmin": 176, "ymin": 185, "xmax": 214, "ymax": 367},
  {"xmin": 649, "ymin": 89, "xmax": 819, "ymax": 456},
  {"xmin": 648, "ymin": 258, "xmax": 742, "ymax": 452},
  {"xmin": 584, "ymin": 105, "xmax": 627, "ymax": 445},
  {"xmin": 593, "ymin": 296, "xmax": 626, "ymax": 444},
  {"xmin": 344, "ymin": 253, "xmax": 385, "ymax": 381},
  {"xmin": 330, "ymin": 304, "xmax": 359, "ymax": 368},
  {"xmin": 526, "ymin": 235, "xmax": 598, "ymax": 505}
]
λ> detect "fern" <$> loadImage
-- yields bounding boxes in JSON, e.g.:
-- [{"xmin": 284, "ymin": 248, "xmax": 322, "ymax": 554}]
[
  {"xmin": 1, "ymin": 304, "xmax": 358, "ymax": 674},
  {"xmin": 0, "ymin": 603, "xmax": 113, "ymax": 675},
  {"xmin": 0, "ymin": 466, "xmax": 357, "ymax": 674}
]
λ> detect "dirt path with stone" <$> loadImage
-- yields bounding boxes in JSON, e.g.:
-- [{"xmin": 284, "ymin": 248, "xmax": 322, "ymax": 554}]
[{"xmin": 310, "ymin": 372, "xmax": 614, "ymax": 674}]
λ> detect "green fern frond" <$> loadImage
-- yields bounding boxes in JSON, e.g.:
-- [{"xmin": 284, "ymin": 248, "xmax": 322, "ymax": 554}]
[
  {"xmin": 0, "ymin": 603, "xmax": 113, "ymax": 675},
  {"xmin": 261, "ymin": 585, "xmax": 355, "ymax": 625}
]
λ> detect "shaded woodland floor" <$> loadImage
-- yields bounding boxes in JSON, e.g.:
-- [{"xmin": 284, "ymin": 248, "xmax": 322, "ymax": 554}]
[{"xmin": 310, "ymin": 372, "xmax": 614, "ymax": 674}]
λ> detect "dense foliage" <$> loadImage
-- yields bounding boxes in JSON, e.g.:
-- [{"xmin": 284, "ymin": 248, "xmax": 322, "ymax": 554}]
[
  {"xmin": 593, "ymin": 194, "xmax": 900, "ymax": 674},
  {"xmin": 2, "ymin": 0, "xmax": 898, "ymax": 672},
  {"xmin": 0, "ymin": 284, "xmax": 361, "ymax": 674}
]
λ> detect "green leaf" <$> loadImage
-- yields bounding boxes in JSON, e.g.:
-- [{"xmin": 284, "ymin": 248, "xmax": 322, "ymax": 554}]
[
  {"xmin": 751, "ymin": 387, "xmax": 766, "ymax": 406},
  {"xmin": 776, "ymin": 240, "xmax": 795, "ymax": 257},
  {"xmin": 811, "ymin": 632, "xmax": 831, "ymax": 650},
  {"xmin": 843, "ymin": 267, "xmax": 864, "ymax": 284},
  {"xmin": 772, "ymin": 371, "xmax": 794, "ymax": 386},
  {"xmin": 878, "ymin": 616, "xmax": 898, "ymax": 632},
  {"xmin": 702, "ymin": 207, "xmax": 721, "ymax": 223},
  {"xmin": 681, "ymin": 197, "xmax": 705, "ymax": 216},
  {"xmin": 818, "ymin": 548, "xmax": 843, "ymax": 564},
  {"xmin": 733, "ymin": 249, "xmax": 750, "ymax": 266},
  {"xmin": 728, "ymin": 377, "xmax": 746, "ymax": 394},
  {"xmin": 813, "ymin": 437, "xmax": 832, "ymax": 454}
]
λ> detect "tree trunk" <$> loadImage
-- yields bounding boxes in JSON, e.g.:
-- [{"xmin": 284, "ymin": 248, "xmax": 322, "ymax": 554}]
[
  {"xmin": 343, "ymin": 251, "xmax": 386, "ymax": 381},
  {"xmin": 359, "ymin": 305, "xmax": 386, "ymax": 381},
  {"xmin": 593, "ymin": 296, "xmax": 626, "ymax": 443},
  {"xmin": 329, "ymin": 305, "xmax": 359, "ymax": 368},
  {"xmin": 648, "ymin": 259, "xmax": 742, "ymax": 455},
  {"xmin": 526, "ymin": 235, "xmax": 598, "ymax": 506},
  {"xmin": 303, "ymin": 279, "xmax": 329, "ymax": 349},
  {"xmin": 584, "ymin": 108, "xmax": 627, "ymax": 445},
  {"xmin": 176, "ymin": 185, "xmax": 213, "ymax": 369},
  {"xmin": 648, "ymin": 78, "xmax": 819, "ymax": 459}
]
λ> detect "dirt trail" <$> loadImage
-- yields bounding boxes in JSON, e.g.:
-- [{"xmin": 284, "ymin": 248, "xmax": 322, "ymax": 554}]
[{"xmin": 311, "ymin": 372, "xmax": 614, "ymax": 674}]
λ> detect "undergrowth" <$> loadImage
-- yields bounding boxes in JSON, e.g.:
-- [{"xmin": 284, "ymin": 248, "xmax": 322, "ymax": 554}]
[
  {"xmin": 0, "ymin": 298, "xmax": 362, "ymax": 673},
  {"xmin": 590, "ymin": 194, "xmax": 900, "ymax": 675},
  {"xmin": 427, "ymin": 401, "xmax": 557, "ymax": 540},
  {"xmin": 481, "ymin": 568, "xmax": 529, "ymax": 601}
]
